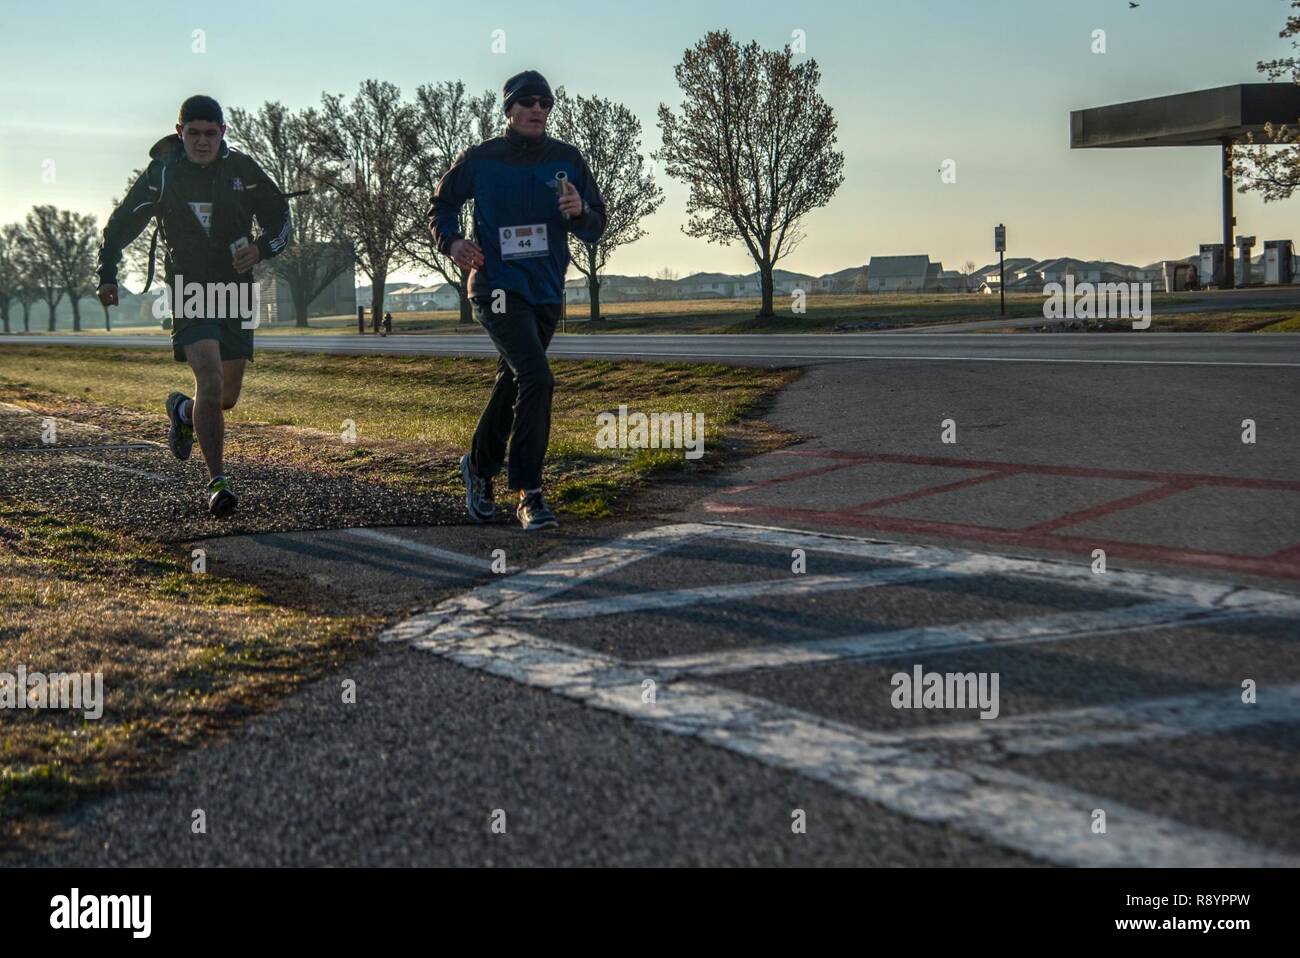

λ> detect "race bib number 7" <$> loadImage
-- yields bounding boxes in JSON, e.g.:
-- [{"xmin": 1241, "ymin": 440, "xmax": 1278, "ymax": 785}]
[{"xmin": 500, "ymin": 224, "xmax": 549, "ymax": 260}]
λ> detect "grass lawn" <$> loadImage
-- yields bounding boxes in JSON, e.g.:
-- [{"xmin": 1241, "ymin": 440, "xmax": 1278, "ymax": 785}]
[
  {"xmin": 0, "ymin": 346, "xmax": 796, "ymax": 517},
  {"xmin": 0, "ymin": 499, "xmax": 370, "ymax": 851}
]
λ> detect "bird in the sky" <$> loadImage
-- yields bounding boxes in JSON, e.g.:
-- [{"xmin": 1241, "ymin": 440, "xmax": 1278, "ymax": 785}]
[{"xmin": 1129, "ymin": 2, "xmax": 1140, "ymax": 8}]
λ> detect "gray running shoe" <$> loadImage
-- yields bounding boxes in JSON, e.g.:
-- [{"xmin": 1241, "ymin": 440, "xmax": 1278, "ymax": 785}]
[{"xmin": 460, "ymin": 453, "xmax": 496, "ymax": 521}]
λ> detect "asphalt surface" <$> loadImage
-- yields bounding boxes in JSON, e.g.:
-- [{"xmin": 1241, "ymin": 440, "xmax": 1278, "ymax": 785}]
[
  {"xmin": 3, "ymin": 331, "xmax": 1299, "ymax": 367},
  {"xmin": 8, "ymin": 344, "xmax": 1300, "ymax": 866}
]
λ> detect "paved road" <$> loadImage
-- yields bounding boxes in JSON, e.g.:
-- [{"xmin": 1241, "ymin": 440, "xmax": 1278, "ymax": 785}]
[
  {"xmin": 16, "ymin": 352, "xmax": 1300, "ymax": 867},
  {"xmin": 3, "ymin": 331, "xmax": 1300, "ymax": 367}
]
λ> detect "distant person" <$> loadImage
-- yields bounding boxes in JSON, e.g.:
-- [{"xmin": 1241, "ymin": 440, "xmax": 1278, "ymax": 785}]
[
  {"xmin": 430, "ymin": 70, "xmax": 605, "ymax": 531},
  {"xmin": 382, "ymin": 311, "xmax": 393, "ymax": 336},
  {"xmin": 96, "ymin": 94, "xmax": 292, "ymax": 517}
]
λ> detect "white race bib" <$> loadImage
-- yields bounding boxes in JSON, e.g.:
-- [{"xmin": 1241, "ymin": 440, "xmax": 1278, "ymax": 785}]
[
  {"xmin": 499, "ymin": 224, "xmax": 549, "ymax": 260},
  {"xmin": 189, "ymin": 201, "xmax": 213, "ymax": 235}
]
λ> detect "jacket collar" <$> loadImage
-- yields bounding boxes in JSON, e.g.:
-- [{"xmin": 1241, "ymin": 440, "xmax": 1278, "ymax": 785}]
[
  {"xmin": 150, "ymin": 133, "xmax": 231, "ymax": 164},
  {"xmin": 504, "ymin": 124, "xmax": 546, "ymax": 154}
]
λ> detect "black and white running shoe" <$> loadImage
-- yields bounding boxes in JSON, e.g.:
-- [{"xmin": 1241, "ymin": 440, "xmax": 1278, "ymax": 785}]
[{"xmin": 460, "ymin": 453, "xmax": 496, "ymax": 521}]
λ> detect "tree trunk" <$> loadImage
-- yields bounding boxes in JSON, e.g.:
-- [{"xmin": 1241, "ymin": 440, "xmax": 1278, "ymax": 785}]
[
  {"xmin": 102, "ymin": 302, "xmax": 111, "ymax": 331},
  {"xmin": 71, "ymin": 294, "xmax": 82, "ymax": 332},
  {"xmin": 1, "ymin": 304, "xmax": 9, "ymax": 334},
  {"xmin": 457, "ymin": 268, "xmax": 472, "ymax": 324},
  {"xmin": 295, "ymin": 293, "xmax": 309, "ymax": 328},
  {"xmin": 758, "ymin": 265, "xmax": 774, "ymax": 317},
  {"xmin": 45, "ymin": 294, "xmax": 59, "ymax": 331},
  {"xmin": 587, "ymin": 248, "xmax": 601, "ymax": 322},
  {"xmin": 22, "ymin": 301, "xmax": 30, "ymax": 331}
]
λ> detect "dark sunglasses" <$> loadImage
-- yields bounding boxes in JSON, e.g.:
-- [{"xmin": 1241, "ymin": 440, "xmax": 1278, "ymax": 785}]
[{"xmin": 516, "ymin": 97, "xmax": 554, "ymax": 111}]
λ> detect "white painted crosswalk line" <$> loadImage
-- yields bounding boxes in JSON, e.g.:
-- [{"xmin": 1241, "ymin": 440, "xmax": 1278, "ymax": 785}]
[
  {"xmin": 342, "ymin": 528, "xmax": 495, "ymax": 571},
  {"xmin": 489, "ymin": 523, "xmax": 714, "ymax": 613},
  {"xmin": 384, "ymin": 520, "xmax": 1300, "ymax": 865},
  {"xmin": 381, "ymin": 524, "xmax": 711, "ymax": 642},
  {"xmin": 636, "ymin": 599, "xmax": 1285, "ymax": 677},
  {"xmin": 504, "ymin": 564, "xmax": 967, "ymax": 621},
  {"xmin": 888, "ymin": 684, "xmax": 1300, "ymax": 758},
  {"xmin": 400, "ymin": 619, "xmax": 1300, "ymax": 867},
  {"xmin": 702, "ymin": 521, "xmax": 1300, "ymax": 614}
]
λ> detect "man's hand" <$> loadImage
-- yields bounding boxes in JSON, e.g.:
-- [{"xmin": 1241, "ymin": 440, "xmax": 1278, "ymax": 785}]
[
  {"xmin": 233, "ymin": 242, "xmax": 261, "ymax": 273},
  {"xmin": 558, "ymin": 180, "xmax": 583, "ymax": 220},
  {"xmin": 450, "ymin": 238, "xmax": 485, "ymax": 271},
  {"xmin": 97, "ymin": 283, "xmax": 119, "ymax": 307}
]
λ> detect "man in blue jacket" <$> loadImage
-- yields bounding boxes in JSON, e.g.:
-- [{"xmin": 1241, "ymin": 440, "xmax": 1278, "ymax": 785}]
[{"xmin": 429, "ymin": 70, "xmax": 606, "ymax": 531}]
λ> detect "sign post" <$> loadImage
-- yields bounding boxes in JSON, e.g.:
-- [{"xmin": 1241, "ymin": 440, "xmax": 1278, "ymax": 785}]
[{"xmin": 994, "ymin": 224, "xmax": 1007, "ymax": 316}]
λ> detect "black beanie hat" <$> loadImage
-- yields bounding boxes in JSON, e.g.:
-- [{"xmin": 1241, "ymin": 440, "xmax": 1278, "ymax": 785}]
[
  {"xmin": 179, "ymin": 94, "xmax": 224, "ymax": 126},
  {"xmin": 503, "ymin": 71, "xmax": 552, "ymax": 114}
]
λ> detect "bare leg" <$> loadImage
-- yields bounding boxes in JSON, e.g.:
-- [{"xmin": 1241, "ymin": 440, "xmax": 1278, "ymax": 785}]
[
  {"xmin": 184, "ymin": 340, "xmax": 225, "ymax": 480},
  {"xmin": 221, "ymin": 358, "xmax": 246, "ymax": 411}
]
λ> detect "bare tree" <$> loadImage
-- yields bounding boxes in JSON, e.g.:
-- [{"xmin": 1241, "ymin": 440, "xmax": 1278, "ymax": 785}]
[
  {"xmin": 304, "ymin": 80, "xmax": 421, "ymax": 323},
  {"xmin": 41, "ymin": 208, "xmax": 99, "ymax": 331},
  {"xmin": 399, "ymin": 80, "xmax": 497, "ymax": 325},
  {"xmin": 652, "ymin": 266, "xmax": 680, "ymax": 300},
  {"xmin": 1236, "ymin": 1, "xmax": 1300, "ymax": 200},
  {"xmin": 5, "ymin": 224, "xmax": 38, "ymax": 330},
  {"xmin": 656, "ymin": 30, "xmax": 845, "ymax": 318},
  {"xmin": 550, "ymin": 87, "xmax": 664, "ymax": 321},
  {"xmin": 962, "ymin": 260, "xmax": 978, "ymax": 292},
  {"xmin": 24, "ymin": 206, "xmax": 99, "ymax": 331},
  {"xmin": 0, "ymin": 225, "xmax": 19, "ymax": 334},
  {"xmin": 229, "ymin": 102, "xmax": 355, "ymax": 327},
  {"xmin": 19, "ymin": 208, "xmax": 66, "ymax": 330}
]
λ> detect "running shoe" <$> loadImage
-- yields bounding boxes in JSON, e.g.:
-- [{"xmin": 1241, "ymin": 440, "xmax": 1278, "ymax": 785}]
[
  {"xmin": 207, "ymin": 476, "xmax": 239, "ymax": 518},
  {"xmin": 460, "ymin": 453, "xmax": 496, "ymax": 521},
  {"xmin": 516, "ymin": 490, "xmax": 558, "ymax": 531},
  {"xmin": 165, "ymin": 391, "xmax": 194, "ymax": 461}
]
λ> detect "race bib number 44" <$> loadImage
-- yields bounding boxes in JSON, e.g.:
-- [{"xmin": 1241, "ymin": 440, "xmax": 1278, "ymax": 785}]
[{"xmin": 499, "ymin": 224, "xmax": 549, "ymax": 260}]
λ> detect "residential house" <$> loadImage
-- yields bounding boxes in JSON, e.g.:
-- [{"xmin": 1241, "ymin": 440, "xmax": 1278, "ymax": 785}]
[{"xmin": 866, "ymin": 255, "xmax": 933, "ymax": 293}]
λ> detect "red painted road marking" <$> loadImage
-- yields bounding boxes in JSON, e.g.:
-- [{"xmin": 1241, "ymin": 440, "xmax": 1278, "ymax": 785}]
[
  {"xmin": 1022, "ymin": 481, "xmax": 1196, "ymax": 534},
  {"xmin": 709, "ymin": 449, "xmax": 1300, "ymax": 579},
  {"xmin": 852, "ymin": 471, "xmax": 1008, "ymax": 513},
  {"xmin": 771, "ymin": 449, "xmax": 1300, "ymax": 492},
  {"xmin": 1269, "ymin": 543, "xmax": 1300, "ymax": 562},
  {"xmin": 701, "ymin": 500, "xmax": 1300, "ymax": 581},
  {"xmin": 718, "ymin": 459, "xmax": 864, "ymax": 495}
]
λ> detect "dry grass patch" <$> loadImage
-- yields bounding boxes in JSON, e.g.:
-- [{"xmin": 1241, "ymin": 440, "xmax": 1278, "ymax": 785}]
[{"xmin": 0, "ymin": 500, "xmax": 373, "ymax": 851}]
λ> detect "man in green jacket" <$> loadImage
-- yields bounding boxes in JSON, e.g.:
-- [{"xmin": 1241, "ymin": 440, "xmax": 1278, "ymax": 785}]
[{"xmin": 96, "ymin": 94, "xmax": 292, "ymax": 517}]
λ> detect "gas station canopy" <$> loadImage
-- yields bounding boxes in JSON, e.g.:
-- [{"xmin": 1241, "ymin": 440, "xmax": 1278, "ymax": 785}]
[
  {"xmin": 1070, "ymin": 83, "xmax": 1300, "ymax": 149},
  {"xmin": 1070, "ymin": 84, "xmax": 1300, "ymax": 288}
]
